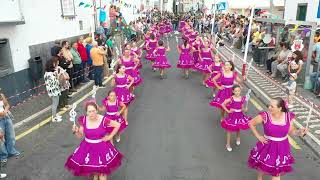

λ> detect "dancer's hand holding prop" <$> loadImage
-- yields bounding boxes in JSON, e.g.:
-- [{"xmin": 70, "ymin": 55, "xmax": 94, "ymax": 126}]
[
  {"xmin": 70, "ymin": 103, "xmax": 77, "ymax": 132},
  {"xmin": 303, "ymin": 103, "xmax": 313, "ymax": 137},
  {"xmin": 244, "ymin": 58, "xmax": 254, "ymax": 79},
  {"xmin": 92, "ymin": 85, "xmax": 98, "ymax": 99},
  {"xmin": 245, "ymin": 89, "xmax": 252, "ymax": 110},
  {"xmin": 110, "ymin": 47, "xmax": 120, "ymax": 69}
]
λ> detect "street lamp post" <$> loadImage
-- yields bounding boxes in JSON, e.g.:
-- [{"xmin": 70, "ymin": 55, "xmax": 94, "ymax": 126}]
[
  {"xmin": 160, "ymin": 0, "xmax": 163, "ymax": 15},
  {"xmin": 243, "ymin": 6, "xmax": 255, "ymax": 63},
  {"xmin": 304, "ymin": 24, "xmax": 317, "ymax": 89},
  {"xmin": 211, "ymin": 0, "xmax": 216, "ymax": 36}
]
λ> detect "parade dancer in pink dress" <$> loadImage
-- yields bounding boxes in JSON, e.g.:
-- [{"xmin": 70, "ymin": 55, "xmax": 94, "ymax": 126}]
[
  {"xmin": 192, "ymin": 37, "xmax": 202, "ymax": 64},
  {"xmin": 209, "ymin": 61, "xmax": 244, "ymax": 117},
  {"xmin": 120, "ymin": 49, "xmax": 143, "ymax": 93},
  {"xmin": 206, "ymin": 55, "xmax": 224, "ymax": 97},
  {"xmin": 194, "ymin": 41, "xmax": 215, "ymax": 86},
  {"xmin": 160, "ymin": 21, "xmax": 167, "ymax": 36},
  {"xmin": 65, "ymin": 101, "xmax": 123, "ymax": 179},
  {"xmin": 177, "ymin": 39, "xmax": 194, "ymax": 79},
  {"xmin": 221, "ymin": 85, "xmax": 251, "ymax": 152},
  {"xmin": 183, "ymin": 28, "xmax": 192, "ymax": 40},
  {"xmin": 145, "ymin": 34, "xmax": 158, "ymax": 70},
  {"xmin": 179, "ymin": 21, "xmax": 186, "ymax": 32},
  {"xmin": 165, "ymin": 21, "xmax": 173, "ymax": 34},
  {"xmin": 248, "ymin": 97, "xmax": 307, "ymax": 180},
  {"xmin": 143, "ymin": 32, "xmax": 151, "ymax": 51},
  {"xmin": 152, "ymin": 40, "xmax": 171, "ymax": 79},
  {"xmin": 111, "ymin": 65, "xmax": 134, "ymax": 122},
  {"xmin": 131, "ymin": 42, "xmax": 142, "ymax": 70},
  {"xmin": 98, "ymin": 90, "xmax": 127, "ymax": 143},
  {"xmin": 188, "ymin": 31, "xmax": 198, "ymax": 44}
]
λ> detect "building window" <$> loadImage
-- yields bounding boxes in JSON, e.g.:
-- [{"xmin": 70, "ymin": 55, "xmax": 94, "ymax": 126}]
[
  {"xmin": 0, "ymin": 39, "xmax": 14, "ymax": 77},
  {"xmin": 296, "ymin": 3, "xmax": 307, "ymax": 21},
  {"xmin": 60, "ymin": 0, "xmax": 76, "ymax": 17}
]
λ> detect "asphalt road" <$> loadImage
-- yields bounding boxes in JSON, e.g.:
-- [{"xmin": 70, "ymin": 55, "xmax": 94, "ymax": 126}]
[{"xmin": 3, "ymin": 35, "xmax": 320, "ymax": 180}]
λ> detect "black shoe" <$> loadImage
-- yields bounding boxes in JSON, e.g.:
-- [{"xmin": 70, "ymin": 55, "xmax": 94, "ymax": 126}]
[{"xmin": 99, "ymin": 84, "xmax": 106, "ymax": 87}]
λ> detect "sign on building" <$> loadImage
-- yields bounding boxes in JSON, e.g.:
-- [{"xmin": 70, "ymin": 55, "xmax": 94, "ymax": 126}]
[
  {"xmin": 318, "ymin": 0, "xmax": 320, "ymax": 18},
  {"xmin": 216, "ymin": 2, "xmax": 227, "ymax": 11}
]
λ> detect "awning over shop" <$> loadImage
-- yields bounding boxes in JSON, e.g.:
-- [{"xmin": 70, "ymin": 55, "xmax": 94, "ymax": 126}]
[{"xmin": 226, "ymin": 0, "xmax": 284, "ymax": 9}]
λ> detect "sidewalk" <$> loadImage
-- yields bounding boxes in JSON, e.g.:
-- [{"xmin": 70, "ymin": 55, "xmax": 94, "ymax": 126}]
[
  {"xmin": 11, "ymin": 39, "xmax": 144, "ymax": 134},
  {"xmin": 12, "ymin": 80, "xmax": 95, "ymax": 132}
]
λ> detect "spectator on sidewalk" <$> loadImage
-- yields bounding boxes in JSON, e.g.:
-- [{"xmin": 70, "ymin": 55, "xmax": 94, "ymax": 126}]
[
  {"xmin": 0, "ymin": 91, "xmax": 20, "ymax": 165},
  {"xmin": 51, "ymin": 40, "xmax": 62, "ymax": 56},
  {"xmin": 282, "ymin": 73, "xmax": 297, "ymax": 109},
  {"xmin": 70, "ymin": 42, "xmax": 83, "ymax": 88},
  {"xmin": 280, "ymin": 26, "xmax": 289, "ymax": 43},
  {"xmin": 310, "ymin": 71, "xmax": 320, "ymax": 96},
  {"xmin": 90, "ymin": 41, "xmax": 106, "ymax": 87},
  {"xmin": 0, "ymin": 130, "xmax": 7, "ymax": 178},
  {"xmin": 313, "ymin": 38, "xmax": 320, "ymax": 63},
  {"xmin": 277, "ymin": 50, "xmax": 303, "ymax": 80},
  {"xmin": 270, "ymin": 43, "xmax": 291, "ymax": 78},
  {"xmin": 106, "ymin": 35, "xmax": 114, "ymax": 70},
  {"xmin": 77, "ymin": 37, "xmax": 90, "ymax": 83},
  {"xmin": 61, "ymin": 41, "xmax": 76, "ymax": 93},
  {"xmin": 288, "ymin": 50, "xmax": 304, "ymax": 76},
  {"xmin": 96, "ymin": 22, "xmax": 106, "ymax": 40},
  {"xmin": 266, "ymin": 42, "xmax": 283, "ymax": 74},
  {"xmin": 109, "ymin": 5, "xmax": 119, "ymax": 28},
  {"xmin": 230, "ymin": 24, "xmax": 243, "ymax": 49},
  {"xmin": 53, "ymin": 56, "xmax": 70, "ymax": 111},
  {"xmin": 314, "ymin": 31, "xmax": 320, "ymax": 43},
  {"xmin": 44, "ymin": 58, "xmax": 62, "ymax": 122},
  {"xmin": 85, "ymin": 37, "xmax": 94, "ymax": 80},
  {"xmin": 95, "ymin": 34, "xmax": 105, "ymax": 47},
  {"xmin": 53, "ymin": 47, "xmax": 71, "ymax": 110},
  {"xmin": 51, "ymin": 47, "xmax": 70, "ymax": 109}
]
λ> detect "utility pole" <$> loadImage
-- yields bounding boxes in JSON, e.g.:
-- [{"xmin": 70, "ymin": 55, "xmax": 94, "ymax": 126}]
[{"xmin": 270, "ymin": 0, "xmax": 274, "ymax": 17}]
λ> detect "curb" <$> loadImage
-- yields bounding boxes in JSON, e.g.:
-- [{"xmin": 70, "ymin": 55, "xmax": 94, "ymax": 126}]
[{"xmin": 14, "ymin": 80, "xmax": 95, "ymax": 130}]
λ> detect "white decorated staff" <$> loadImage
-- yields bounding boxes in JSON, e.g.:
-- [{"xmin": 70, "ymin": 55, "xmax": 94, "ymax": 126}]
[
  {"xmin": 92, "ymin": 85, "xmax": 98, "ymax": 98},
  {"xmin": 70, "ymin": 103, "xmax": 77, "ymax": 126},
  {"xmin": 245, "ymin": 89, "xmax": 252, "ymax": 110}
]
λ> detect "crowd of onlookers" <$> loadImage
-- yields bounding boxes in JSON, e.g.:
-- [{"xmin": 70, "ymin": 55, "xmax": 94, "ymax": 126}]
[
  {"xmin": 177, "ymin": 11, "xmax": 320, "ymax": 97},
  {"xmin": 199, "ymin": 12, "xmax": 320, "ymax": 97},
  {"xmin": 45, "ymin": 34, "xmax": 117, "ymax": 122}
]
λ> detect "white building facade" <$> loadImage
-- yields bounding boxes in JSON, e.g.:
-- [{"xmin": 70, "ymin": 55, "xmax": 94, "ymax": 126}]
[
  {"xmin": 0, "ymin": 0, "xmax": 94, "ymax": 74},
  {"xmin": 284, "ymin": 0, "xmax": 320, "ymax": 22},
  {"xmin": 0, "ymin": 0, "xmax": 138, "ymax": 101}
]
